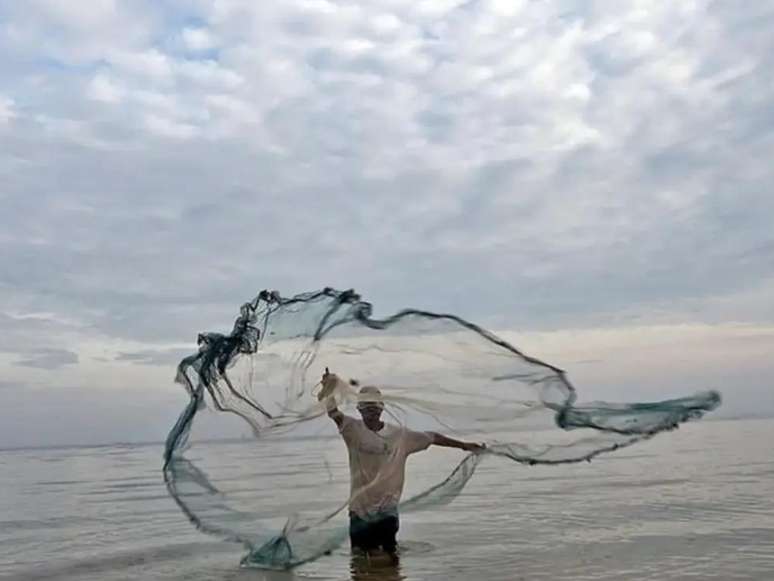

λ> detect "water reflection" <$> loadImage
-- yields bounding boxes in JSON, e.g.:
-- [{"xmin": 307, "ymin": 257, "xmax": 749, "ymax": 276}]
[{"xmin": 349, "ymin": 551, "xmax": 405, "ymax": 581}]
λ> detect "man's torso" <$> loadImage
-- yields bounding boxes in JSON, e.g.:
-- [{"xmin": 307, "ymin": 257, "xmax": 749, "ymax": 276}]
[{"xmin": 338, "ymin": 416, "xmax": 431, "ymax": 517}]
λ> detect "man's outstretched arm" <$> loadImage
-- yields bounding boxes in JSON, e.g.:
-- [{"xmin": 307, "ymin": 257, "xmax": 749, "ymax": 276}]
[{"xmin": 430, "ymin": 432, "xmax": 486, "ymax": 453}]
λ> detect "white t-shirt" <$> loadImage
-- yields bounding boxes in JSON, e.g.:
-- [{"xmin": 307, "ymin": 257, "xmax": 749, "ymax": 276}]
[{"xmin": 338, "ymin": 415, "xmax": 433, "ymax": 517}]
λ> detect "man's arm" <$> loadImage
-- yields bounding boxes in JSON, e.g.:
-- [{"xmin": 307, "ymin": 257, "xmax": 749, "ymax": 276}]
[
  {"xmin": 325, "ymin": 400, "xmax": 345, "ymax": 428},
  {"xmin": 431, "ymin": 432, "xmax": 486, "ymax": 453}
]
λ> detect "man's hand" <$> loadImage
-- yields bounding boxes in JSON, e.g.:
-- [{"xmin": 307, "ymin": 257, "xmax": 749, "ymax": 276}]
[
  {"xmin": 318, "ymin": 368, "xmax": 344, "ymax": 425},
  {"xmin": 431, "ymin": 432, "xmax": 487, "ymax": 453},
  {"xmin": 318, "ymin": 368, "xmax": 339, "ymax": 402}
]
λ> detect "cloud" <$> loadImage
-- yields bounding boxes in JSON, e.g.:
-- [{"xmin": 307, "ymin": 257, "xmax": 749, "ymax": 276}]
[
  {"xmin": 0, "ymin": 380, "xmax": 23, "ymax": 390},
  {"xmin": 0, "ymin": 312, "xmax": 84, "ymax": 354},
  {"xmin": 0, "ymin": 95, "xmax": 15, "ymax": 124},
  {"xmin": 144, "ymin": 113, "xmax": 200, "ymax": 139},
  {"xmin": 14, "ymin": 348, "xmax": 79, "ymax": 369},
  {"xmin": 0, "ymin": 2, "xmax": 770, "ymax": 335},
  {"xmin": 0, "ymin": 1, "xmax": 156, "ymax": 64},
  {"xmin": 86, "ymin": 74, "xmax": 124, "ymax": 103},
  {"xmin": 0, "ymin": 0, "xmax": 773, "ymax": 443},
  {"xmin": 115, "ymin": 347, "xmax": 194, "ymax": 366},
  {"xmin": 181, "ymin": 27, "xmax": 217, "ymax": 52}
]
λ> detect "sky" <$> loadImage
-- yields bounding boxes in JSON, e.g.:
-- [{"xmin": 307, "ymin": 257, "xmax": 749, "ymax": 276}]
[{"xmin": 1, "ymin": 0, "xmax": 773, "ymax": 448}]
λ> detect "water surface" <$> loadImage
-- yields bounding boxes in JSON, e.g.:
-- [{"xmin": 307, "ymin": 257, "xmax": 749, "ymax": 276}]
[{"xmin": 1, "ymin": 418, "xmax": 773, "ymax": 580}]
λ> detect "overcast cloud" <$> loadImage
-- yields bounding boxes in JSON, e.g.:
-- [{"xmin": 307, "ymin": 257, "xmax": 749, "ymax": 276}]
[{"xmin": 1, "ymin": 1, "xmax": 772, "ymax": 447}]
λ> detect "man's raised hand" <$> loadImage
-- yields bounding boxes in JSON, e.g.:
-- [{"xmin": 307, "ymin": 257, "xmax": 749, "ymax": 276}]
[{"xmin": 318, "ymin": 368, "xmax": 339, "ymax": 401}]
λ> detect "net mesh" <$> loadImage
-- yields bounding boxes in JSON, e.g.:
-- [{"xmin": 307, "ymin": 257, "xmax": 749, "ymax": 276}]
[{"xmin": 163, "ymin": 288, "xmax": 721, "ymax": 569}]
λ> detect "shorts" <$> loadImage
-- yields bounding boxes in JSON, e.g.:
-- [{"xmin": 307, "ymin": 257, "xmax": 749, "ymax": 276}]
[{"xmin": 349, "ymin": 510, "xmax": 399, "ymax": 553}]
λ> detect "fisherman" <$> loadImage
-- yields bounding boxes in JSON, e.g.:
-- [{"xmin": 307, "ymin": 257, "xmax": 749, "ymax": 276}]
[{"xmin": 319, "ymin": 369, "xmax": 485, "ymax": 558}]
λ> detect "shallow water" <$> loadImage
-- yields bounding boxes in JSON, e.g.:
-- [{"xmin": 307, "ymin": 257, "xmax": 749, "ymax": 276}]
[{"xmin": 2, "ymin": 418, "xmax": 773, "ymax": 580}]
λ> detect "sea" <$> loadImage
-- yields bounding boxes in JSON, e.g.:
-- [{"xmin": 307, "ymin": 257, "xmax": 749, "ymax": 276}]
[{"xmin": 1, "ymin": 418, "xmax": 773, "ymax": 581}]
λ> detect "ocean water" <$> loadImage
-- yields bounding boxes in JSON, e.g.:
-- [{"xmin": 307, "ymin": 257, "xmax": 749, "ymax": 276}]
[{"xmin": 1, "ymin": 418, "xmax": 773, "ymax": 581}]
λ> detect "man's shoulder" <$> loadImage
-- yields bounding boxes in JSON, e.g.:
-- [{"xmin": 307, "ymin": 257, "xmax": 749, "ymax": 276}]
[{"xmin": 338, "ymin": 414, "xmax": 361, "ymax": 433}]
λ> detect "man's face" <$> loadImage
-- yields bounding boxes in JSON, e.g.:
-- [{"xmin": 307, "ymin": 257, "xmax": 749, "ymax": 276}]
[{"xmin": 358, "ymin": 403, "xmax": 383, "ymax": 423}]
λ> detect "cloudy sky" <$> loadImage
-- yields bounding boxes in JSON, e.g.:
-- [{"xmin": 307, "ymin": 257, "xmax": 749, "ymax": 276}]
[{"xmin": 1, "ymin": 0, "xmax": 773, "ymax": 447}]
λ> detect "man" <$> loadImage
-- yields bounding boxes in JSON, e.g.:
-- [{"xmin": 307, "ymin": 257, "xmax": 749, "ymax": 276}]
[{"xmin": 318, "ymin": 369, "xmax": 485, "ymax": 557}]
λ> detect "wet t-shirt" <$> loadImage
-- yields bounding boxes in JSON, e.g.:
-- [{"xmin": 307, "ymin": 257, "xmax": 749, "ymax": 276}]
[{"xmin": 338, "ymin": 416, "xmax": 433, "ymax": 517}]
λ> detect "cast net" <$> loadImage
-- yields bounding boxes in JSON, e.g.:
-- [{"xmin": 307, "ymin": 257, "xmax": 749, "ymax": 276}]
[{"xmin": 163, "ymin": 288, "xmax": 720, "ymax": 568}]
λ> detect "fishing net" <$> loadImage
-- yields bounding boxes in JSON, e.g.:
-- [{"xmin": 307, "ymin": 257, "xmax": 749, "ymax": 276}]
[{"xmin": 163, "ymin": 288, "xmax": 720, "ymax": 569}]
